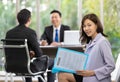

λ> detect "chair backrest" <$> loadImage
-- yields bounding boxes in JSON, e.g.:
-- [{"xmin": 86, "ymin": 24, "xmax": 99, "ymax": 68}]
[{"xmin": 1, "ymin": 39, "xmax": 31, "ymax": 74}]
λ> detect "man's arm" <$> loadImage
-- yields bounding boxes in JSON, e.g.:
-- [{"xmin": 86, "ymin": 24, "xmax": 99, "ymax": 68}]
[{"xmin": 28, "ymin": 30, "xmax": 43, "ymax": 57}]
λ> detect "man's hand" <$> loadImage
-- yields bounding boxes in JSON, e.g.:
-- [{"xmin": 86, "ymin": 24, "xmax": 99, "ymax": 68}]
[
  {"xmin": 50, "ymin": 42, "xmax": 61, "ymax": 46},
  {"xmin": 30, "ymin": 51, "xmax": 35, "ymax": 58},
  {"xmin": 40, "ymin": 40, "xmax": 48, "ymax": 46}
]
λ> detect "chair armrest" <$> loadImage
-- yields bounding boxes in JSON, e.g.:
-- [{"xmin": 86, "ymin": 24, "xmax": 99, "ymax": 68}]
[{"xmin": 30, "ymin": 55, "xmax": 49, "ymax": 73}]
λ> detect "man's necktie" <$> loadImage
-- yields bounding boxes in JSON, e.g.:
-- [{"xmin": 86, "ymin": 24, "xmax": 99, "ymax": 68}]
[{"xmin": 55, "ymin": 29, "xmax": 59, "ymax": 42}]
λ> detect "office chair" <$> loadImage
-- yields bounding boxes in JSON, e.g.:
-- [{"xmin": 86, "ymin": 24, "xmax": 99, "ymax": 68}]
[{"xmin": 1, "ymin": 39, "xmax": 49, "ymax": 82}]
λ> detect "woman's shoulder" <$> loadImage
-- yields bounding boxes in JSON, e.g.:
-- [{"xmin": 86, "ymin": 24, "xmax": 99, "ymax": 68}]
[
  {"xmin": 99, "ymin": 36, "xmax": 109, "ymax": 43},
  {"xmin": 98, "ymin": 36, "xmax": 111, "ymax": 47}
]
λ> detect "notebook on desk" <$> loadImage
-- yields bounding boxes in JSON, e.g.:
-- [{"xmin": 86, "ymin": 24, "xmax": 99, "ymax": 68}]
[{"xmin": 63, "ymin": 30, "xmax": 81, "ymax": 45}]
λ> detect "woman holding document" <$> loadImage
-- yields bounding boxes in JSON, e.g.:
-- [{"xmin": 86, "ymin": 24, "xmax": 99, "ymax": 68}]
[{"xmin": 58, "ymin": 13, "xmax": 115, "ymax": 82}]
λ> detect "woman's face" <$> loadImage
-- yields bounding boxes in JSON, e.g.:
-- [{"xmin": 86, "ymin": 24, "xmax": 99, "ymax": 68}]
[{"xmin": 83, "ymin": 19, "xmax": 98, "ymax": 39}]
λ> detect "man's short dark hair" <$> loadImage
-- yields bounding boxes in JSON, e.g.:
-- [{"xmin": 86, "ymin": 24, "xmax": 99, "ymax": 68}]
[
  {"xmin": 17, "ymin": 9, "xmax": 31, "ymax": 25},
  {"xmin": 50, "ymin": 10, "xmax": 62, "ymax": 17}
]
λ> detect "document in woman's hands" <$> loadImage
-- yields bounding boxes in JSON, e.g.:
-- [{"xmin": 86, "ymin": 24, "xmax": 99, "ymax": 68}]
[{"xmin": 52, "ymin": 48, "xmax": 89, "ymax": 73}]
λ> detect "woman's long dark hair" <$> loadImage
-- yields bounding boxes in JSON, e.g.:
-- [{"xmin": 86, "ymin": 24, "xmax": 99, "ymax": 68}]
[{"xmin": 80, "ymin": 13, "xmax": 107, "ymax": 44}]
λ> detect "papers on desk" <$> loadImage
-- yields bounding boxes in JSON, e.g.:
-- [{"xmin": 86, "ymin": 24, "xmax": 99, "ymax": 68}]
[{"xmin": 52, "ymin": 48, "xmax": 89, "ymax": 74}]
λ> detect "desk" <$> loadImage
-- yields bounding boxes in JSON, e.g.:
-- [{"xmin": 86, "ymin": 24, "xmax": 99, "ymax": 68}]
[
  {"xmin": 40, "ymin": 45, "xmax": 85, "ymax": 58},
  {"xmin": 0, "ymin": 44, "xmax": 84, "ymax": 58}
]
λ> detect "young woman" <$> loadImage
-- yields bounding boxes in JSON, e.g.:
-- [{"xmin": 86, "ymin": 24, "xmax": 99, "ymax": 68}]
[{"xmin": 58, "ymin": 13, "xmax": 115, "ymax": 82}]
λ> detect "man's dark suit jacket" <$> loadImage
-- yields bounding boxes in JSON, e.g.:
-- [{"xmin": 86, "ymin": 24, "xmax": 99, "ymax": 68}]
[
  {"xmin": 6, "ymin": 24, "xmax": 42, "ymax": 57},
  {"xmin": 40, "ymin": 24, "xmax": 70, "ymax": 45}
]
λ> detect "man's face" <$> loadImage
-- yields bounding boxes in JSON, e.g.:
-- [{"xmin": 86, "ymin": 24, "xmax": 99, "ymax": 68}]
[{"xmin": 50, "ymin": 12, "xmax": 61, "ymax": 27}]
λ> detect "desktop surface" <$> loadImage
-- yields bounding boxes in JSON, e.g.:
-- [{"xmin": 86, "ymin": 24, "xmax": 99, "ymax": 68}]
[{"xmin": 40, "ymin": 45, "xmax": 84, "ymax": 58}]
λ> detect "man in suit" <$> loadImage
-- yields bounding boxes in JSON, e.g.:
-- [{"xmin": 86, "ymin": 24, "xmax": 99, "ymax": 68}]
[
  {"xmin": 40, "ymin": 10, "xmax": 70, "ymax": 46},
  {"xmin": 5, "ymin": 9, "xmax": 55, "ymax": 82}
]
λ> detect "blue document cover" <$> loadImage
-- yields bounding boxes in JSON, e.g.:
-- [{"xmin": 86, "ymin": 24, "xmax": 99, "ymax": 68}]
[{"xmin": 52, "ymin": 47, "xmax": 89, "ymax": 74}]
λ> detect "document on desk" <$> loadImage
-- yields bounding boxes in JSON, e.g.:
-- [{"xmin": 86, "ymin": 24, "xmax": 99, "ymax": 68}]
[{"xmin": 52, "ymin": 47, "xmax": 89, "ymax": 74}]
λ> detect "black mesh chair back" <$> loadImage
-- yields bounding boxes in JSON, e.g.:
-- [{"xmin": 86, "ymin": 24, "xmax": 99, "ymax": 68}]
[
  {"xmin": 1, "ymin": 39, "xmax": 30, "ymax": 74},
  {"xmin": 1, "ymin": 39, "xmax": 49, "ymax": 82}
]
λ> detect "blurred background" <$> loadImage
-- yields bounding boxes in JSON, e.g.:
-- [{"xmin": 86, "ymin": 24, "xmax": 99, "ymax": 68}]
[{"xmin": 0, "ymin": 0, "xmax": 120, "ymax": 70}]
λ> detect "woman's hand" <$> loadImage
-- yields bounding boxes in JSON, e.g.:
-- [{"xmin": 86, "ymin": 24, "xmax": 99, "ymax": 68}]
[{"xmin": 76, "ymin": 70, "xmax": 95, "ymax": 77}]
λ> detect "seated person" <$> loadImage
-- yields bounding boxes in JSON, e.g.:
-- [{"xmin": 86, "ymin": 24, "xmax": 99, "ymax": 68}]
[
  {"xmin": 40, "ymin": 10, "xmax": 70, "ymax": 46},
  {"xmin": 5, "ymin": 9, "xmax": 55, "ymax": 82},
  {"xmin": 58, "ymin": 13, "xmax": 115, "ymax": 82}
]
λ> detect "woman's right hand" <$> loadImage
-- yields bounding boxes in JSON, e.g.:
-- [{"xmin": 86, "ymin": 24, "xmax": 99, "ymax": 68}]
[{"xmin": 76, "ymin": 70, "xmax": 95, "ymax": 77}]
